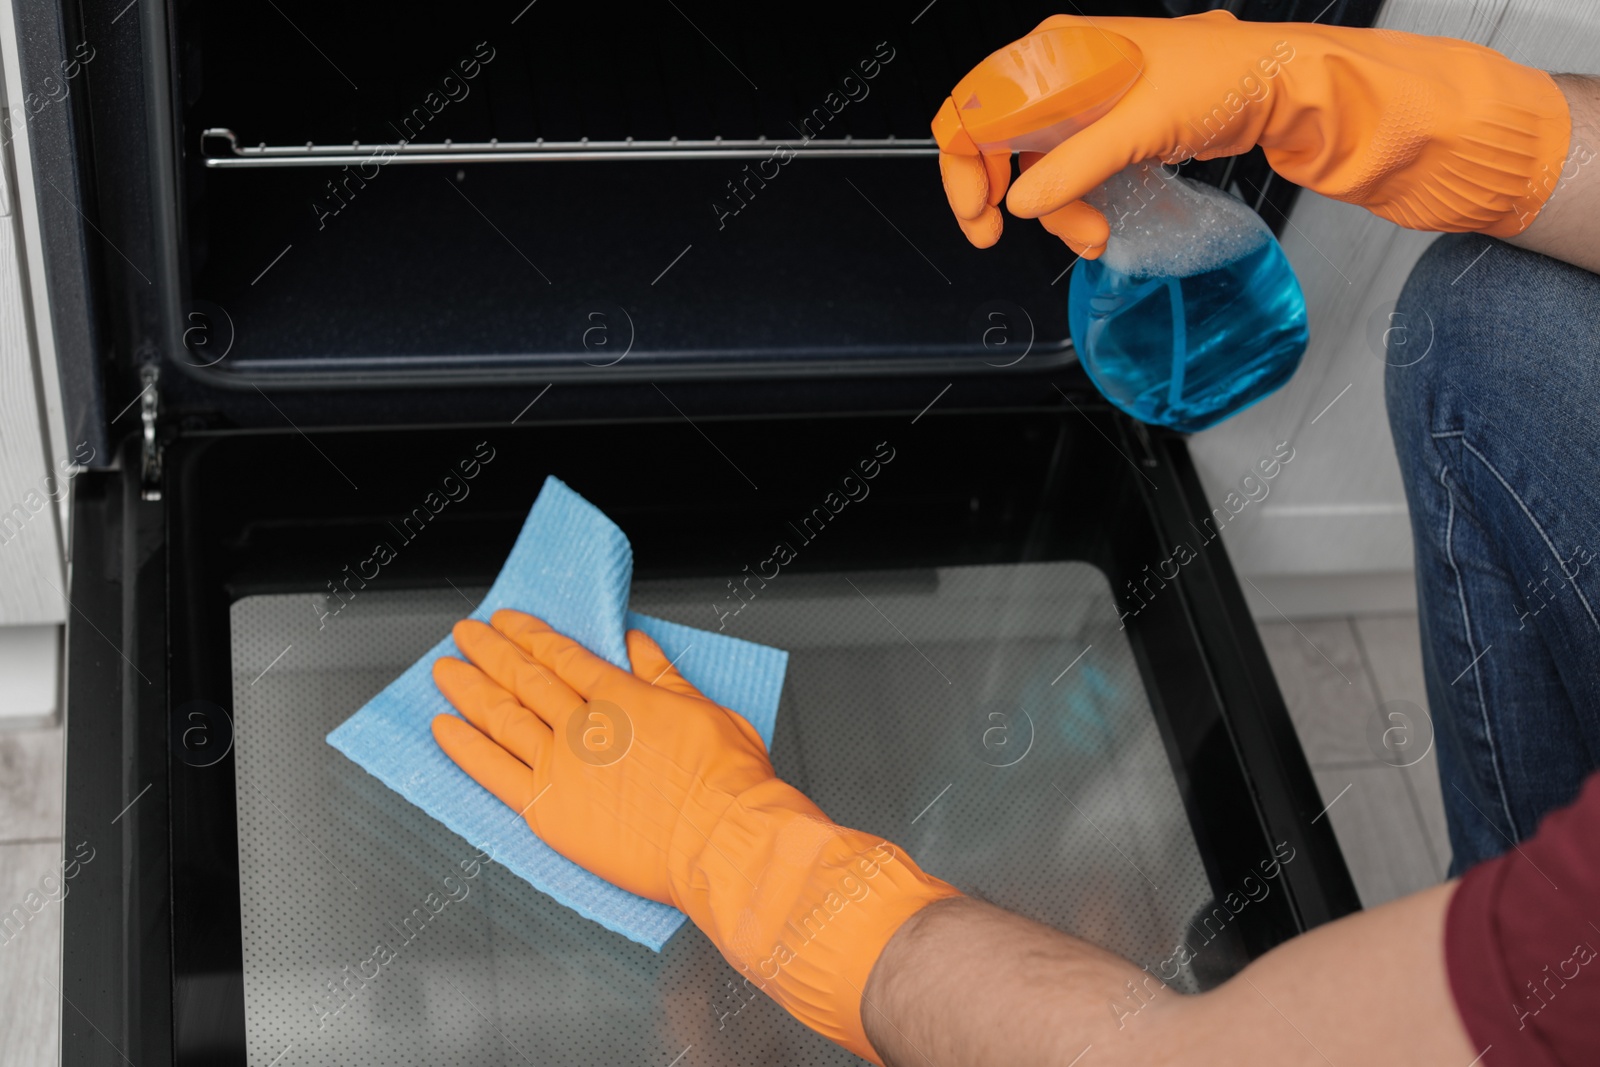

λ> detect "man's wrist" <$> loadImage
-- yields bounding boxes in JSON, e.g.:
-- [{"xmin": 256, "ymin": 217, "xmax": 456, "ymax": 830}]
[
  {"xmin": 1506, "ymin": 73, "xmax": 1600, "ymax": 270},
  {"xmin": 672, "ymin": 786, "xmax": 959, "ymax": 1065}
]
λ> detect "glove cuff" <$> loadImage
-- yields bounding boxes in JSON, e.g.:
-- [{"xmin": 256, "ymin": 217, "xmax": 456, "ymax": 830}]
[
  {"xmin": 1475, "ymin": 68, "xmax": 1573, "ymax": 237},
  {"xmin": 667, "ymin": 778, "xmax": 961, "ymax": 1065},
  {"xmin": 1263, "ymin": 27, "xmax": 1572, "ymax": 236}
]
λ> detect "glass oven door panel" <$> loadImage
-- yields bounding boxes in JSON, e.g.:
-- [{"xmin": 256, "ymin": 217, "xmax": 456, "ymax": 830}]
[{"xmin": 230, "ymin": 560, "xmax": 1211, "ymax": 1066}]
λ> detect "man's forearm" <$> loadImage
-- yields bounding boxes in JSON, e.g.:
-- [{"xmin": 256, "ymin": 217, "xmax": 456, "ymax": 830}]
[
  {"xmin": 862, "ymin": 882, "xmax": 1476, "ymax": 1067},
  {"xmin": 1509, "ymin": 74, "xmax": 1600, "ymax": 273},
  {"xmin": 862, "ymin": 895, "xmax": 1190, "ymax": 1067}
]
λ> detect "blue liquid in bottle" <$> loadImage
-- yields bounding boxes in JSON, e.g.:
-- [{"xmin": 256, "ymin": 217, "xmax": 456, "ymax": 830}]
[{"xmin": 1067, "ymin": 170, "xmax": 1310, "ymax": 433}]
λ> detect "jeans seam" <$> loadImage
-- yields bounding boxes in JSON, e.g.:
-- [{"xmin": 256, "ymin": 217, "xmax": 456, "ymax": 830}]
[
  {"xmin": 1452, "ymin": 436, "xmax": 1600, "ymax": 637},
  {"xmin": 1434, "ymin": 459, "xmax": 1520, "ymax": 840}
]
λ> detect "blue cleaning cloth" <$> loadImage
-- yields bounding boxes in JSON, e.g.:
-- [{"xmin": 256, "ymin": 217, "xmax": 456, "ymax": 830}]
[{"xmin": 327, "ymin": 476, "xmax": 788, "ymax": 950}]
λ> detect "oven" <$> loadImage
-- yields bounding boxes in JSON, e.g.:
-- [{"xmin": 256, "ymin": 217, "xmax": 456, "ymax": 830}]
[{"xmin": 35, "ymin": 0, "xmax": 1378, "ymax": 1062}]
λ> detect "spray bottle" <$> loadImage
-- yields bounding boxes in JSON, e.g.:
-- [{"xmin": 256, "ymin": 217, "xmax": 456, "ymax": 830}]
[{"xmin": 934, "ymin": 26, "xmax": 1309, "ymax": 432}]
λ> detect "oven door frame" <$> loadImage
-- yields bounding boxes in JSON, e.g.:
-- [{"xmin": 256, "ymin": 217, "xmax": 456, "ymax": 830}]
[{"xmin": 59, "ymin": 436, "xmax": 175, "ymax": 1066}]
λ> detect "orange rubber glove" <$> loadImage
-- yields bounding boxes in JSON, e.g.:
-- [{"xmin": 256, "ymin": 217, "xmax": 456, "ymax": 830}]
[
  {"xmin": 431, "ymin": 610, "xmax": 960, "ymax": 1064},
  {"xmin": 934, "ymin": 11, "xmax": 1572, "ymax": 256}
]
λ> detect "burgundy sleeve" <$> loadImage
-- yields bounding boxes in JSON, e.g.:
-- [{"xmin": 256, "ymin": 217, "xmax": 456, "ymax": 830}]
[{"xmin": 1444, "ymin": 771, "xmax": 1600, "ymax": 1067}]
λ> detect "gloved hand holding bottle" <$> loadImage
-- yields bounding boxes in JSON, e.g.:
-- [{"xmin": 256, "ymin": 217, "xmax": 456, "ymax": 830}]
[
  {"xmin": 932, "ymin": 12, "xmax": 1573, "ymax": 432},
  {"xmin": 430, "ymin": 610, "xmax": 960, "ymax": 1066},
  {"xmin": 935, "ymin": 9, "xmax": 1571, "ymax": 255}
]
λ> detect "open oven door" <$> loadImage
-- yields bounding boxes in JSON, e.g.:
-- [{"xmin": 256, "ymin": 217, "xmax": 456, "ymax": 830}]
[{"xmin": 62, "ymin": 401, "xmax": 1361, "ymax": 1065}]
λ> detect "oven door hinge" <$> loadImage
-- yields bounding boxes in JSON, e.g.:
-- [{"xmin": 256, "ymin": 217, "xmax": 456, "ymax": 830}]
[{"xmin": 139, "ymin": 362, "xmax": 163, "ymax": 501}]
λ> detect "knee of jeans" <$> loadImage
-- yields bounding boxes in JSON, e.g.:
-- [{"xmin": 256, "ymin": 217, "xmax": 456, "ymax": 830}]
[
  {"xmin": 1383, "ymin": 235, "xmax": 1485, "ymax": 412},
  {"xmin": 1382, "ymin": 237, "xmax": 1472, "ymax": 466}
]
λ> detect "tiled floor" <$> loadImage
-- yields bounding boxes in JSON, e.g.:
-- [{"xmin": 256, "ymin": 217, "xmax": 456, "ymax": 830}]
[
  {"xmin": 0, "ymin": 613, "xmax": 1447, "ymax": 1059},
  {"xmin": 0, "ymin": 726, "xmax": 65, "ymax": 1067},
  {"xmin": 1256, "ymin": 613, "xmax": 1453, "ymax": 906}
]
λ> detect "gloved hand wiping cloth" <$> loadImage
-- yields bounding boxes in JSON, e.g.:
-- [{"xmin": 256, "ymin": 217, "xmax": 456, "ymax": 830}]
[{"xmin": 433, "ymin": 610, "xmax": 961, "ymax": 1065}]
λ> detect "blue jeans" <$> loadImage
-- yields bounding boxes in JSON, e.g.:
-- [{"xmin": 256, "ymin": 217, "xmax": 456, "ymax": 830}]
[{"xmin": 1387, "ymin": 234, "xmax": 1600, "ymax": 876}]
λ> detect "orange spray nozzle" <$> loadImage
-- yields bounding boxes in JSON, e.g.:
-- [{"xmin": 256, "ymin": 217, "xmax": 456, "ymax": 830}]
[{"xmin": 932, "ymin": 26, "xmax": 1144, "ymax": 156}]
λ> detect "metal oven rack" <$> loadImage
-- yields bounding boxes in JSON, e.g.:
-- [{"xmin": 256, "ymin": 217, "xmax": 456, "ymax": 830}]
[{"xmin": 201, "ymin": 127, "xmax": 939, "ymax": 167}]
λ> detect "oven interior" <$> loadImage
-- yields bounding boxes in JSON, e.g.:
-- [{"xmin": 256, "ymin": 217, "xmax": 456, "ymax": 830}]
[{"xmin": 160, "ymin": 0, "xmax": 1304, "ymax": 390}]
